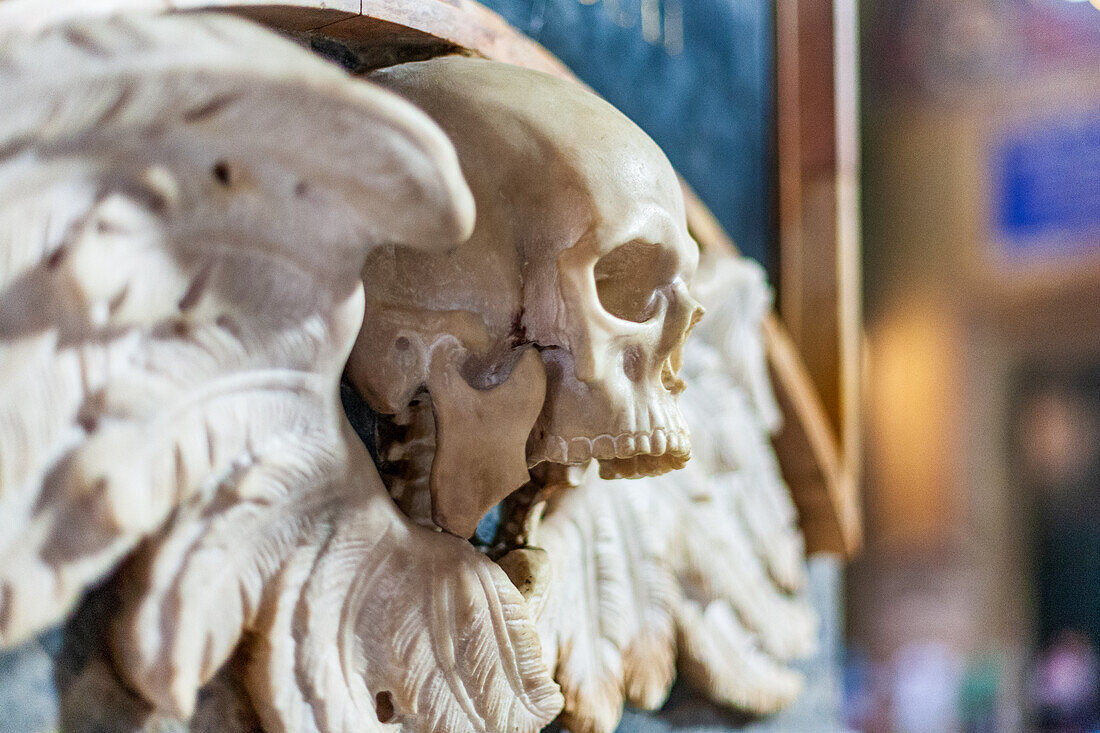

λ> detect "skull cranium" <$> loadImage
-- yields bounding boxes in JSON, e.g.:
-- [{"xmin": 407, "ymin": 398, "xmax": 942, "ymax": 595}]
[{"xmin": 348, "ymin": 57, "xmax": 703, "ymax": 536}]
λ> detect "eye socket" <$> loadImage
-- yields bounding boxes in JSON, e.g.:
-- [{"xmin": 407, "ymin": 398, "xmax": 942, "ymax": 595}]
[{"xmin": 594, "ymin": 240, "xmax": 677, "ymax": 323}]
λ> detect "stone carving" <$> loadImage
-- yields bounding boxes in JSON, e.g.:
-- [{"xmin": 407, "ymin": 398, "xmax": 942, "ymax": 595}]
[
  {"xmin": 0, "ymin": 9, "xmax": 813, "ymax": 733},
  {"xmin": 363, "ymin": 147, "xmax": 817, "ymax": 727},
  {"xmin": 503, "ymin": 255, "xmax": 816, "ymax": 733},
  {"xmin": 0, "ymin": 11, "xmax": 561, "ymax": 733},
  {"xmin": 356, "ymin": 58, "xmax": 815, "ymax": 732}
]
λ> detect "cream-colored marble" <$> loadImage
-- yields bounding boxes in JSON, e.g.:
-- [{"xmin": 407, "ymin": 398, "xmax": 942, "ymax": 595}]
[
  {"xmin": 0, "ymin": 11, "xmax": 562, "ymax": 733},
  {"xmin": 0, "ymin": 13, "xmax": 813, "ymax": 732},
  {"xmin": 359, "ymin": 57, "xmax": 815, "ymax": 732}
]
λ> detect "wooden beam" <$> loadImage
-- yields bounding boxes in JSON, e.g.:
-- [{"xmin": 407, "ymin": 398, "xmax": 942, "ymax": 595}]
[{"xmin": 774, "ymin": 0, "xmax": 862, "ymax": 555}]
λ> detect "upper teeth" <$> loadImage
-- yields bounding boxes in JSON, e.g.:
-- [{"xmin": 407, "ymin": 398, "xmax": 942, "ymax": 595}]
[{"xmin": 528, "ymin": 426, "xmax": 690, "ymax": 467}]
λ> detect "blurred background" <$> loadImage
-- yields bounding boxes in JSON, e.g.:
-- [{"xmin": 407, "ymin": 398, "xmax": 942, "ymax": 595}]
[
  {"xmin": 476, "ymin": 0, "xmax": 1100, "ymax": 729},
  {"xmin": 849, "ymin": 1, "xmax": 1100, "ymax": 730}
]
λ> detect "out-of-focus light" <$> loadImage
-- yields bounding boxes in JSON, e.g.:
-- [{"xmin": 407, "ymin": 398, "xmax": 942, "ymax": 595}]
[{"xmin": 866, "ymin": 298, "xmax": 961, "ymax": 550}]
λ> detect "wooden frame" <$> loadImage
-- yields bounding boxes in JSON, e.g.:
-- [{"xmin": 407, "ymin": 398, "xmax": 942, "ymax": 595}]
[{"xmin": 774, "ymin": 0, "xmax": 862, "ymax": 554}]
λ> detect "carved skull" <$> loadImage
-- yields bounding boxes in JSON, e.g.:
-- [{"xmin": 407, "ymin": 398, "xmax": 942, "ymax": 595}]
[{"xmin": 348, "ymin": 57, "xmax": 703, "ymax": 537}]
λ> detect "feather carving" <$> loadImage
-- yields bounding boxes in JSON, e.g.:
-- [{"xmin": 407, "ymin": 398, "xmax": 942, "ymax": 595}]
[
  {"xmin": 501, "ymin": 256, "xmax": 817, "ymax": 732},
  {"xmin": 524, "ymin": 476, "xmax": 678, "ymax": 733},
  {"xmin": 0, "ymin": 11, "xmax": 562, "ymax": 733}
]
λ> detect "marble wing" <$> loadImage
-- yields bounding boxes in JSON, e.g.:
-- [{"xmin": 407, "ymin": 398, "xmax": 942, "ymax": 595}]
[
  {"xmin": 500, "ymin": 255, "xmax": 816, "ymax": 733},
  {"xmin": 0, "ymin": 11, "xmax": 561, "ymax": 732}
]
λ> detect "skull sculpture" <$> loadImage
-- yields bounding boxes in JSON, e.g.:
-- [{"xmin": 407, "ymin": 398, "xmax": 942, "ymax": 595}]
[{"xmin": 348, "ymin": 57, "xmax": 703, "ymax": 537}]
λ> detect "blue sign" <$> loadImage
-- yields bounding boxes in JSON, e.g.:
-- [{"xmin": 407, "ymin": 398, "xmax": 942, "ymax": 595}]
[{"xmin": 994, "ymin": 111, "xmax": 1100, "ymax": 260}]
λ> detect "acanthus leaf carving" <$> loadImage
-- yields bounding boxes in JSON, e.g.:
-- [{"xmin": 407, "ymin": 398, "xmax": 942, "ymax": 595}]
[{"xmin": 510, "ymin": 469, "xmax": 679, "ymax": 733}]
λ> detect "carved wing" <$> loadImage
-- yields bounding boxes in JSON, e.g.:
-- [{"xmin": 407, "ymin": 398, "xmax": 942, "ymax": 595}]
[
  {"xmin": 249, "ymin": 460, "xmax": 564, "ymax": 733},
  {"xmin": 510, "ymin": 471, "xmax": 678, "ymax": 733},
  {"xmin": 503, "ymin": 256, "xmax": 816, "ymax": 732},
  {"xmin": 0, "ymin": 11, "xmax": 562, "ymax": 732}
]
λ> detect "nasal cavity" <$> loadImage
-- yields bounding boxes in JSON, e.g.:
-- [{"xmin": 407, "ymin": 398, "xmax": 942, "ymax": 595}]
[{"xmin": 622, "ymin": 345, "xmax": 645, "ymax": 383}]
